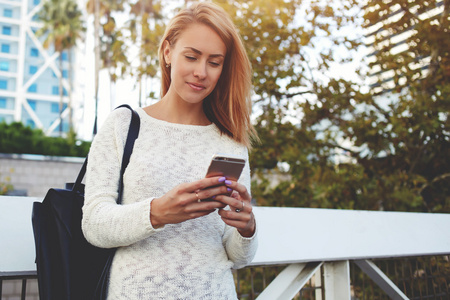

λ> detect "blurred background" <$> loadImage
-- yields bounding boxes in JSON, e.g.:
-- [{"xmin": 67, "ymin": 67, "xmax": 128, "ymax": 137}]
[
  {"xmin": 0, "ymin": 1, "xmax": 449, "ymax": 298},
  {"xmin": 1, "ymin": 0, "xmax": 447, "ymax": 213}
]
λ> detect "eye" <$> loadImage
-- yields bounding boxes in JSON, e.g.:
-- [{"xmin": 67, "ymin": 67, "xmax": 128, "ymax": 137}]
[
  {"xmin": 185, "ymin": 56, "xmax": 196, "ymax": 61},
  {"xmin": 209, "ymin": 61, "xmax": 221, "ymax": 67}
]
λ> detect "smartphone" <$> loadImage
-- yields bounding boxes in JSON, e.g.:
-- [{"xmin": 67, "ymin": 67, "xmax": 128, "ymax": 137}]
[{"xmin": 205, "ymin": 153, "xmax": 246, "ymax": 181}]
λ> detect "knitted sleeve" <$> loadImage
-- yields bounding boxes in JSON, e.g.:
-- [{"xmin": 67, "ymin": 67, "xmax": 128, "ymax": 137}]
[
  {"xmin": 81, "ymin": 108, "xmax": 161, "ymax": 248},
  {"xmin": 222, "ymin": 149, "xmax": 258, "ymax": 269}
]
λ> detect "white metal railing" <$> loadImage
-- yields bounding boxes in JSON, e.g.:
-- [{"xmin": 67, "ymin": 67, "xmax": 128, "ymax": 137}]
[
  {"xmin": 249, "ymin": 206, "xmax": 450, "ymax": 299},
  {"xmin": 1, "ymin": 196, "xmax": 450, "ymax": 299}
]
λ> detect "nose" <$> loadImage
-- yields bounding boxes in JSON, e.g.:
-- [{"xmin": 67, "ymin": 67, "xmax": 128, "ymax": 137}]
[{"xmin": 193, "ymin": 61, "xmax": 207, "ymax": 79}]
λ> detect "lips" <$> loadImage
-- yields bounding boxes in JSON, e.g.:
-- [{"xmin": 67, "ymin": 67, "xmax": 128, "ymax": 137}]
[{"xmin": 187, "ymin": 82, "xmax": 206, "ymax": 91}]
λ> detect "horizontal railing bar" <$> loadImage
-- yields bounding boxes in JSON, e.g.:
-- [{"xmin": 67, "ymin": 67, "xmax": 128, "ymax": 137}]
[
  {"xmin": 249, "ymin": 252, "xmax": 450, "ymax": 267},
  {"xmin": 0, "ymin": 271, "xmax": 37, "ymax": 279}
]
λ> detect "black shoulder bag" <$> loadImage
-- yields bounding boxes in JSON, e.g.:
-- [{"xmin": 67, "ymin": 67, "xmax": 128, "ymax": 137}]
[{"xmin": 32, "ymin": 104, "xmax": 140, "ymax": 300}]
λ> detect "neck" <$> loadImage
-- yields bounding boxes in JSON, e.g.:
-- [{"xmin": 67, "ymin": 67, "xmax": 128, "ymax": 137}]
[{"xmin": 144, "ymin": 97, "xmax": 211, "ymax": 126}]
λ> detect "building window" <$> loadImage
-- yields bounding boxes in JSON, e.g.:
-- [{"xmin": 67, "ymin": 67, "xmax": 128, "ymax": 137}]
[
  {"xmin": 61, "ymin": 52, "xmax": 68, "ymax": 61},
  {"xmin": 51, "ymin": 103, "xmax": 59, "ymax": 113},
  {"xmin": 2, "ymin": 26, "xmax": 11, "ymax": 36},
  {"xmin": 28, "ymin": 84, "xmax": 37, "ymax": 93},
  {"xmin": 52, "ymin": 86, "xmax": 59, "ymax": 95},
  {"xmin": 29, "ymin": 65, "xmax": 38, "ymax": 74},
  {"xmin": 33, "ymin": 0, "xmax": 40, "ymax": 5},
  {"xmin": 0, "ymin": 61, "xmax": 9, "ymax": 71},
  {"xmin": 30, "ymin": 48, "xmax": 39, "ymax": 57},
  {"xmin": 3, "ymin": 9, "xmax": 12, "ymax": 18},
  {"xmin": 0, "ymin": 80, "xmax": 7, "ymax": 89},
  {"xmin": 26, "ymin": 119, "xmax": 35, "ymax": 128},
  {"xmin": 28, "ymin": 100, "xmax": 37, "ymax": 111},
  {"xmin": 0, "ymin": 98, "xmax": 6, "ymax": 109},
  {"xmin": 62, "ymin": 69, "xmax": 68, "ymax": 78},
  {"xmin": 1, "ymin": 44, "xmax": 10, "ymax": 53}
]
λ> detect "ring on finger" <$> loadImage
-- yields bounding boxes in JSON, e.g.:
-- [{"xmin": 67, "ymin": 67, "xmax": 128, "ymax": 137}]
[
  {"xmin": 195, "ymin": 190, "xmax": 201, "ymax": 202},
  {"xmin": 235, "ymin": 201, "xmax": 244, "ymax": 213}
]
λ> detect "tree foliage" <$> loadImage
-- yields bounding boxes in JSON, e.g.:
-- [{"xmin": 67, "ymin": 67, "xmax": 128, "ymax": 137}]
[
  {"xmin": 125, "ymin": 0, "xmax": 166, "ymax": 104},
  {"xmin": 31, "ymin": 0, "xmax": 449, "ymax": 213},
  {"xmin": 218, "ymin": 0, "xmax": 449, "ymax": 213},
  {"xmin": 86, "ymin": 0, "xmax": 130, "ymax": 83},
  {"xmin": 0, "ymin": 122, "xmax": 90, "ymax": 157},
  {"xmin": 37, "ymin": 0, "xmax": 85, "ymax": 134},
  {"xmin": 86, "ymin": 0, "xmax": 167, "ymax": 108}
]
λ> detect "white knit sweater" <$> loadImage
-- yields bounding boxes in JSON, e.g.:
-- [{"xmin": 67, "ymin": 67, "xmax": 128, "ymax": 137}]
[{"xmin": 82, "ymin": 107, "xmax": 257, "ymax": 299}]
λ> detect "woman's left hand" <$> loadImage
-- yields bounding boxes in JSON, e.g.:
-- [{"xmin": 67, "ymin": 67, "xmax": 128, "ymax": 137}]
[{"xmin": 215, "ymin": 179, "xmax": 256, "ymax": 238}]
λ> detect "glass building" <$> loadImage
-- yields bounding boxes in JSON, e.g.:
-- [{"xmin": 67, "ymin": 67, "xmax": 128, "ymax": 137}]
[{"xmin": 0, "ymin": 0, "xmax": 85, "ymax": 136}]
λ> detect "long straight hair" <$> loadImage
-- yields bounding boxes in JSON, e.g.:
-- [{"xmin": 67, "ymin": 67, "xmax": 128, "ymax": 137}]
[{"xmin": 158, "ymin": 2, "xmax": 257, "ymax": 148}]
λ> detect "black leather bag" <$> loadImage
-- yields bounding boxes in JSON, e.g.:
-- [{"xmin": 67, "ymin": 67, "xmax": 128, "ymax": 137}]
[{"xmin": 32, "ymin": 105, "xmax": 140, "ymax": 300}]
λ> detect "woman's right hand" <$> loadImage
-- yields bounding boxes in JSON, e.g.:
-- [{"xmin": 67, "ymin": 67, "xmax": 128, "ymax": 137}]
[{"xmin": 149, "ymin": 176, "xmax": 230, "ymax": 228}]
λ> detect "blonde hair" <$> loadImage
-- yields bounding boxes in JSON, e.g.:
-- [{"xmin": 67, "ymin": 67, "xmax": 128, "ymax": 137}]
[{"xmin": 158, "ymin": 2, "xmax": 257, "ymax": 148}]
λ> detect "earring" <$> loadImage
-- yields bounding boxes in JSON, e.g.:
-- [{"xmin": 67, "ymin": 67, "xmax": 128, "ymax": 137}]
[{"xmin": 166, "ymin": 63, "xmax": 171, "ymax": 68}]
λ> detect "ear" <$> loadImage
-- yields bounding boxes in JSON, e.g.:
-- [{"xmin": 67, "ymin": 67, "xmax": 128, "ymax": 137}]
[{"xmin": 163, "ymin": 40, "xmax": 171, "ymax": 65}]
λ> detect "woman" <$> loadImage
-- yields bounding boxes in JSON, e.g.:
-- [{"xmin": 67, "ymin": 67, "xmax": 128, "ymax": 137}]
[{"xmin": 82, "ymin": 2, "xmax": 258, "ymax": 299}]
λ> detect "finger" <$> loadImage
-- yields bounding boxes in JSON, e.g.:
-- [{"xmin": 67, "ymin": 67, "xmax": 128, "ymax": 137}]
[
  {"xmin": 219, "ymin": 210, "xmax": 256, "ymax": 237},
  {"xmin": 192, "ymin": 185, "xmax": 230, "ymax": 203},
  {"xmin": 222, "ymin": 180, "xmax": 251, "ymax": 201},
  {"xmin": 184, "ymin": 198, "xmax": 226, "ymax": 213},
  {"xmin": 186, "ymin": 176, "xmax": 229, "ymax": 194},
  {"xmin": 221, "ymin": 218, "xmax": 248, "ymax": 230},
  {"xmin": 233, "ymin": 199, "xmax": 246, "ymax": 213},
  {"xmin": 193, "ymin": 189, "xmax": 201, "ymax": 202},
  {"xmin": 218, "ymin": 202, "xmax": 251, "ymax": 218},
  {"xmin": 198, "ymin": 201, "xmax": 227, "ymax": 211},
  {"xmin": 218, "ymin": 209, "xmax": 251, "ymax": 227},
  {"xmin": 216, "ymin": 194, "xmax": 251, "ymax": 214}
]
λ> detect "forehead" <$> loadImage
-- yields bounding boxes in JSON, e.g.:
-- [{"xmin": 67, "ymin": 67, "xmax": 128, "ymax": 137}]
[{"xmin": 174, "ymin": 23, "xmax": 226, "ymax": 56}]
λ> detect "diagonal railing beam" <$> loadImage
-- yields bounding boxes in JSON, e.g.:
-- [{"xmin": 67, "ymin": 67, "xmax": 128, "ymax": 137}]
[
  {"xmin": 354, "ymin": 259, "xmax": 409, "ymax": 300},
  {"xmin": 256, "ymin": 262, "xmax": 322, "ymax": 300}
]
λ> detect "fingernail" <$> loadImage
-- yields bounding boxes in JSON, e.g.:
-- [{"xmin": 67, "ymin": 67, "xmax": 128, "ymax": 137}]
[
  {"xmin": 225, "ymin": 180, "xmax": 232, "ymax": 185},
  {"xmin": 218, "ymin": 177, "xmax": 226, "ymax": 182},
  {"xmin": 227, "ymin": 187, "xmax": 232, "ymax": 192}
]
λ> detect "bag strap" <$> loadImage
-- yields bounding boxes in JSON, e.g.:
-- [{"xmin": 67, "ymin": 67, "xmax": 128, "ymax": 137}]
[
  {"xmin": 116, "ymin": 104, "xmax": 140, "ymax": 204},
  {"xmin": 72, "ymin": 105, "xmax": 140, "ymax": 205},
  {"xmin": 73, "ymin": 158, "xmax": 88, "ymax": 192}
]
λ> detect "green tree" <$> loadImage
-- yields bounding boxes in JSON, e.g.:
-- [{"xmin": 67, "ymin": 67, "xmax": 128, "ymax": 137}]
[
  {"xmin": 0, "ymin": 121, "xmax": 91, "ymax": 157},
  {"xmin": 361, "ymin": 0, "xmax": 450, "ymax": 211},
  {"xmin": 217, "ymin": 0, "xmax": 369, "ymax": 207},
  {"xmin": 86, "ymin": 0, "xmax": 129, "ymax": 113},
  {"xmin": 126, "ymin": 0, "xmax": 166, "ymax": 105},
  {"xmin": 218, "ymin": 0, "xmax": 449, "ymax": 213},
  {"xmin": 37, "ymin": 0, "xmax": 85, "ymax": 135}
]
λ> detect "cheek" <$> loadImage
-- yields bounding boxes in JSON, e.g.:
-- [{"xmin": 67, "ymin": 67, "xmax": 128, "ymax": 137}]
[
  {"xmin": 170, "ymin": 64, "xmax": 188, "ymax": 84},
  {"xmin": 172, "ymin": 62, "xmax": 186, "ymax": 76},
  {"xmin": 211, "ymin": 68, "xmax": 223, "ymax": 84}
]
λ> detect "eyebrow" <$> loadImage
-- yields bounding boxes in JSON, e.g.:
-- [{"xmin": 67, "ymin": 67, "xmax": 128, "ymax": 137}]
[{"xmin": 184, "ymin": 47, "xmax": 225, "ymax": 58}]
